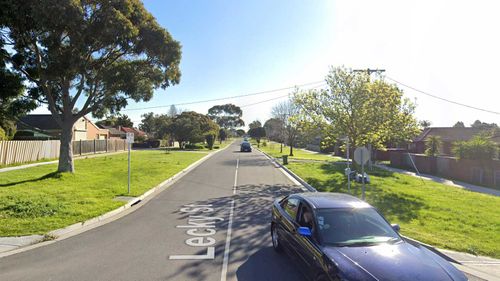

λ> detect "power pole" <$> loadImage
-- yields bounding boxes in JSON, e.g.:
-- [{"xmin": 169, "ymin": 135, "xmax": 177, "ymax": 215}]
[{"xmin": 352, "ymin": 68, "xmax": 386, "ymax": 169}]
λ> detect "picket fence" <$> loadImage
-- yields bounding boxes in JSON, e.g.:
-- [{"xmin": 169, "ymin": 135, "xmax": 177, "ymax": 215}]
[{"xmin": 0, "ymin": 139, "xmax": 127, "ymax": 166}]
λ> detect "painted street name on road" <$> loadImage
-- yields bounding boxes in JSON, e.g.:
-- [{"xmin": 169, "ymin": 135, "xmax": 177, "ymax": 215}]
[{"xmin": 169, "ymin": 204, "xmax": 223, "ymax": 260}]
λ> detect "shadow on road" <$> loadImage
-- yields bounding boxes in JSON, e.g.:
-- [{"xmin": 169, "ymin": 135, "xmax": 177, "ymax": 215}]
[
  {"xmin": 236, "ymin": 246, "xmax": 306, "ymax": 281},
  {"xmin": 166, "ymin": 183, "xmax": 306, "ymax": 281}
]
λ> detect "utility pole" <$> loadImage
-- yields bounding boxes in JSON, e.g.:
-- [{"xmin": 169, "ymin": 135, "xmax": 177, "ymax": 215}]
[{"xmin": 352, "ymin": 68, "xmax": 386, "ymax": 169}]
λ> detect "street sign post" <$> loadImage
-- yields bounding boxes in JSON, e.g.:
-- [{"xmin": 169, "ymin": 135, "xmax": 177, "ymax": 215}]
[
  {"xmin": 126, "ymin": 132, "xmax": 134, "ymax": 194},
  {"xmin": 340, "ymin": 137, "xmax": 351, "ymax": 193},
  {"xmin": 354, "ymin": 146, "xmax": 370, "ymax": 200}
]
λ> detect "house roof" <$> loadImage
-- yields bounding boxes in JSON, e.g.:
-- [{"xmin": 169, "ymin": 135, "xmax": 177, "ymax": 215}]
[
  {"xmin": 121, "ymin": 127, "xmax": 146, "ymax": 136},
  {"xmin": 17, "ymin": 114, "xmax": 61, "ymax": 131},
  {"xmin": 414, "ymin": 127, "xmax": 488, "ymax": 142},
  {"xmin": 101, "ymin": 126, "xmax": 126, "ymax": 136}
]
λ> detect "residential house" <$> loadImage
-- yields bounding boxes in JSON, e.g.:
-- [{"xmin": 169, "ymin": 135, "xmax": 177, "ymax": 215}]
[
  {"xmin": 101, "ymin": 126, "xmax": 127, "ymax": 139},
  {"xmin": 15, "ymin": 114, "xmax": 108, "ymax": 140},
  {"xmin": 120, "ymin": 126, "xmax": 147, "ymax": 139},
  {"xmin": 409, "ymin": 127, "xmax": 492, "ymax": 155}
]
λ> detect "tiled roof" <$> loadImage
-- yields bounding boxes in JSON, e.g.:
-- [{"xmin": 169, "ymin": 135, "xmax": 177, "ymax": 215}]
[{"xmin": 414, "ymin": 127, "xmax": 488, "ymax": 142}]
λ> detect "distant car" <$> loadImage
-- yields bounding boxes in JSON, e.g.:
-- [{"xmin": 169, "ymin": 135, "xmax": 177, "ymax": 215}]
[
  {"xmin": 240, "ymin": 141, "xmax": 252, "ymax": 152},
  {"xmin": 271, "ymin": 192, "xmax": 467, "ymax": 281}
]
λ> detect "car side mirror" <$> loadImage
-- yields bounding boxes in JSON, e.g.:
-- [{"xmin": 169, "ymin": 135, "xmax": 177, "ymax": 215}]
[
  {"xmin": 391, "ymin": 224, "xmax": 400, "ymax": 232},
  {"xmin": 298, "ymin": 226, "xmax": 312, "ymax": 237}
]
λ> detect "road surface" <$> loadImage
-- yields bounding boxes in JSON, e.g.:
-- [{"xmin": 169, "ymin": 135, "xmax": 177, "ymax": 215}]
[{"xmin": 0, "ymin": 142, "xmax": 306, "ymax": 281}]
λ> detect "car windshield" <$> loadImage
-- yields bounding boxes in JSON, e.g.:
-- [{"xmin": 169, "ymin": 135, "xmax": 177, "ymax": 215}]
[
  {"xmin": 316, "ymin": 208, "xmax": 400, "ymax": 247},
  {"xmin": 241, "ymin": 142, "xmax": 250, "ymax": 147}
]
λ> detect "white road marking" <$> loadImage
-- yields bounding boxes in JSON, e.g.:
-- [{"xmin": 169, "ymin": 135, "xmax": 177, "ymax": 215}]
[{"xmin": 220, "ymin": 158, "xmax": 238, "ymax": 281}]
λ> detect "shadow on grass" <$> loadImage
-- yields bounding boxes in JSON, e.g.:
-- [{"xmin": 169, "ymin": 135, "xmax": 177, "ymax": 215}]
[
  {"xmin": 0, "ymin": 171, "xmax": 62, "ymax": 187},
  {"xmin": 298, "ymin": 162, "xmax": 425, "ymax": 223}
]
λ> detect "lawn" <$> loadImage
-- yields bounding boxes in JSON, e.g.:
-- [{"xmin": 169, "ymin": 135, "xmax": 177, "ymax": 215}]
[
  {"xmin": 287, "ymin": 161, "xmax": 500, "ymax": 258},
  {"xmin": 251, "ymin": 140, "xmax": 338, "ymax": 162},
  {"xmin": 0, "ymin": 150, "xmax": 208, "ymax": 236}
]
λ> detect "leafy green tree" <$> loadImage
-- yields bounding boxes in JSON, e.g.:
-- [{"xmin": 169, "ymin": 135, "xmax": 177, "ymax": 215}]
[
  {"xmin": 425, "ymin": 136, "xmax": 442, "ymax": 156},
  {"xmin": 264, "ymin": 118, "xmax": 284, "ymax": 142},
  {"xmin": 218, "ymin": 128, "xmax": 227, "ymax": 143},
  {"xmin": 236, "ymin": 129, "xmax": 246, "ymax": 137},
  {"xmin": 248, "ymin": 126, "xmax": 266, "ymax": 147},
  {"xmin": 169, "ymin": 111, "xmax": 218, "ymax": 149},
  {"xmin": 1, "ymin": 0, "xmax": 181, "ymax": 172},
  {"xmin": 471, "ymin": 120, "xmax": 498, "ymax": 130},
  {"xmin": 453, "ymin": 136, "xmax": 498, "ymax": 160},
  {"xmin": 208, "ymin": 104, "xmax": 244, "ymax": 129},
  {"xmin": 294, "ymin": 67, "xmax": 419, "ymax": 155},
  {"xmin": 0, "ymin": 42, "xmax": 37, "ymax": 138},
  {"xmin": 453, "ymin": 121, "xmax": 465, "ymax": 128},
  {"xmin": 96, "ymin": 114, "xmax": 134, "ymax": 128},
  {"xmin": 139, "ymin": 112, "xmax": 172, "ymax": 139},
  {"xmin": 419, "ymin": 120, "xmax": 432, "ymax": 129},
  {"xmin": 248, "ymin": 120, "xmax": 262, "ymax": 130}
]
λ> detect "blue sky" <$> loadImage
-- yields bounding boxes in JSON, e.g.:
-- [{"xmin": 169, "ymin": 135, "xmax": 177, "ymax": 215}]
[{"xmin": 33, "ymin": 1, "xmax": 500, "ymax": 128}]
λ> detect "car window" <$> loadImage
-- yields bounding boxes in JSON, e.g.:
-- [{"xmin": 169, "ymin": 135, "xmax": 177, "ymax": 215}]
[
  {"xmin": 298, "ymin": 203, "xmax": 315, "ymax": 232},
  {"xmin": 316, "ymin": 208, "xmax": 400, "ymax": 246},
  {"xmin": 283, "ymin": 198, "xmax": 299, "ymax": 220}
]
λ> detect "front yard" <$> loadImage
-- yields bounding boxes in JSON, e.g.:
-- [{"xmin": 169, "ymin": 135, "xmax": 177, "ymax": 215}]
[
  {"xmin": 258, "ymin": 141, "xmax": 500, "ymax": 258},
  {"xmin": 0, "ymin": 150, "xmax": 208, "ymax": 236}
]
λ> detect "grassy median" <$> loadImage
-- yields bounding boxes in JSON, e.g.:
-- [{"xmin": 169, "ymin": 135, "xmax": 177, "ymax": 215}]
[
  {"xmin": 0, "ymin": 150, "xmax": 208, "ymax": 236},
  {"xmin": 256, "ymin": 140, "xmax": 500, "ymax": 258}
]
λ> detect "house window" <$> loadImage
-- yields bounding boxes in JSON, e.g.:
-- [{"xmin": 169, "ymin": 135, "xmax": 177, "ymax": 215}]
[{"xmin": 471, "ymin": 167, "xmax": 483, "ymax": 184}]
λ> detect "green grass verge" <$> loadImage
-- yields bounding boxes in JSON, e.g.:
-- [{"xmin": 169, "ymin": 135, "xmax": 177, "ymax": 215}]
[
  {"xmin": 0, "ymin": 150, "xmax": 208, "ymax": 236},
  {"xmin": 250, "ymin": 140, "xmax": 338, "ymax": 161},
  {"xmin": 287, "ymin": 161, "xmax": 500, "ymax": 258}
]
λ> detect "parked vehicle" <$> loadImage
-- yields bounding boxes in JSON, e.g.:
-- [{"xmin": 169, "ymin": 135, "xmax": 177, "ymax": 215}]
[
  {"xmin": 270, "ymin": 192, "xmax": 467, "ymax": 281},
  {"xmin": 240, "ymin": 141, "xmax": 252, "ymax": 152}
]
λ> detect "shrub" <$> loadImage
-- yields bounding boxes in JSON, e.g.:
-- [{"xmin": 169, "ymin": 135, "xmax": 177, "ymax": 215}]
[
  {"xmin": 0, "ymin": 127, "xmax": 7, "ymax": 141},
  {"xmin": 184, "ymin": 143, "xmax": 204, "ymax": 150},
  {"xmin": 262, "ymin": 140, "xmax": 267, "ymax": 147},
  {"xmin": 425, "ymin": 136, "xmax": 442, "ymax": 156},
  {"xmin": 452, "ymin": 136, "xmax": 498, "ymax": 160}
]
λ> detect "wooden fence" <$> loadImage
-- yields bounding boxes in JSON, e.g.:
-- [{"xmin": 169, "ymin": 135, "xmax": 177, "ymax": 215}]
[{"xmin": 0, "ymin": 139, "xmax": 127, "ymax": 166}]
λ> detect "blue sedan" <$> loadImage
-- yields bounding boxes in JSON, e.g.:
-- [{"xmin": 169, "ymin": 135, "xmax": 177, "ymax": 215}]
[{"xmin": 270, "ymin": 192, "xmax": 467, "ymax": 281}]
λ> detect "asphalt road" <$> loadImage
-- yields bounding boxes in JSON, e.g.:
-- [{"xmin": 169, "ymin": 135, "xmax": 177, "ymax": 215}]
[{"xmin": 0, "ymin": 142, "xmax": 306, "ymax": 281}]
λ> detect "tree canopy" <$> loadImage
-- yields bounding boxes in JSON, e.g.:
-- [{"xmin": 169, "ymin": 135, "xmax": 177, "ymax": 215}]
[
  {"xmin": 139, "ymin": 112, "xmax": 172, "ymax": 140},
  {"xmin": 169, "ymin": 111, "xmax": 219, "ymax": 148},
  {"xmin": 208, "ymin": 104, "xmax": 244, "ymax": 129},
  {"xmin": 96, "ymin": 114, "xmax": 134, "ymax": 128},
  {"xmin": 0, "ymin": 41, "xmax": 37, "ymax": 138},
  {"xmin": 0, "ymin": 0, "xmax": 182, "ymax": 172},
  {"xmin": 248, "ymin": 126, "xmax": 266, "ymax": 147},
  {"xmin": 294, "ymin": 67, "xmax": 419, "ymax": 152},
  {"xmin": 453, "ymin": 121, "xmax": 465, "ymax": 128}
]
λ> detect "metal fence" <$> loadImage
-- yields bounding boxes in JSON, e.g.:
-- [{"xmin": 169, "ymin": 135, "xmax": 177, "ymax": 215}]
[{"xmin": 0, "ymin": 139, "xmax": 127, "ymax": 166}]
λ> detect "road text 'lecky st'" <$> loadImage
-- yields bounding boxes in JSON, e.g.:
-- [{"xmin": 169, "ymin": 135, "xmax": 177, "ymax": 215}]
[{"xmin": 169, "ymin": 204, "xmax": 223, "ymax": 260}]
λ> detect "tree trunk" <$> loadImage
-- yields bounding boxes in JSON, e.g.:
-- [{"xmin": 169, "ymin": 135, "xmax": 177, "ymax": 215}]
[
  {"xmin": 58, "ymin": 124, "xmax": 75, "ymax": 173},
  {"xmin": 289, "ymin": 142, "xmax": 294, "ymax": 156},
  {"xmin": 280, "ymin": 142, "xmax": 283, "ymax": 153}
]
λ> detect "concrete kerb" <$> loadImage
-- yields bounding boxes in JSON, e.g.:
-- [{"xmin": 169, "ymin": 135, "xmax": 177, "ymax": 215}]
[
  {"xmin": 256, "ymin": 148, "xmax": 316, "ymax": 192},
  {"xmin": 256, "ymin": 148, "xmax": 496, "ymax": 280},
  {"xmin": 0, "ymin": 142, "xmax": 233, "ymax": 258}
]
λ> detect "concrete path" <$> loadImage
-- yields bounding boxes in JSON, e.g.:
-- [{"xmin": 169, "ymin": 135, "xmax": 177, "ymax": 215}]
[
  {"xmin": 375, "ymin": 164, "xmax": 500, "ymax": 197},
  {"xmin": 0, "ymin": 150, "xmax": 128, "ymax": 173}
]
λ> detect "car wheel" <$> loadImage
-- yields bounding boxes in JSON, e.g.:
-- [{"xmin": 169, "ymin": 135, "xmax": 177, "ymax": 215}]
[{"xmin": 271, "ymin": 224, "xmax": 283, "ymax": 252}]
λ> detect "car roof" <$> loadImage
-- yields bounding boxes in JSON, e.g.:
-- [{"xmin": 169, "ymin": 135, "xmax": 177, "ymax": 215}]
[{"xmin": 290, "ymin": 192, "xmax": 372, "ymax": 209}]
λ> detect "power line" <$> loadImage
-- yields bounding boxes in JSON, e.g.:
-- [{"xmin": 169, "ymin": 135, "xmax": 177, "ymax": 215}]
[
  {"xmin": 240, "ymin": 83, "xmax": 327, "ymax": 108},
  {"xmin": 122, "ymin": 80, "xmax": 325, "ymax": 112},
  {"xmin": 385, "ymin": 76, "xmax": 500, "ymax": 116}
]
